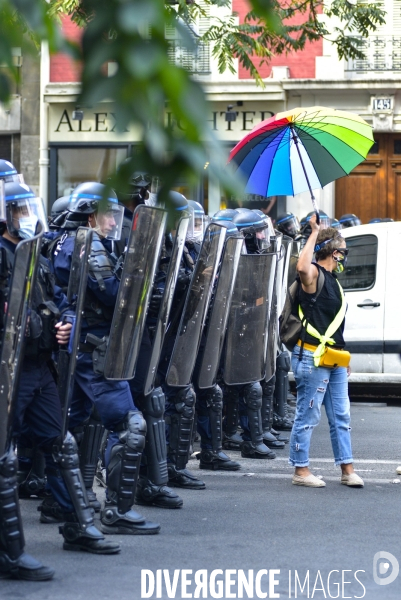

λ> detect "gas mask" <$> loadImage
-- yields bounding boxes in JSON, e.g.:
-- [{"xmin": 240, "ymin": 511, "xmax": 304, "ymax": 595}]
[{"xmin": 18, "ymin": 216, "xmax": 38, "ymax": 239}]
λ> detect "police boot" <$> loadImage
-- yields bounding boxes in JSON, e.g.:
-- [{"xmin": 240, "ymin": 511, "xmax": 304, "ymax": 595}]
[
  {"xmin": 222, "ymin": 386, "xmax": 243, "ymax": 450},
  {"xmin": 53, "ymin": 433, "xmax": 120, "ymax": 554},
  {"xmin": 167, "ymin": 387, "xmax": 205, "ymax": 490},
  {"xmin": 0, "ymin": 449, "xmax": 54, "ymax": 581},
  {"xmin": 273, "ymin": 352, "xmax": 293, "ymax": 431},
  {"xmin": 37, "ymin": 491, "xmax": 66, "ymax": 524},
  {"xmin": 17, "ymin": 445, "xmax": 47, "ymax": 499},
  {"xmin": 198, "ymin": 385, "xmax": 240, "ymax": 471},
  {"xmin": 241, "ymin": 383, "xmax": 276, "ymax": 459},
  {"xmin": 100, "ymin": 412, "xmax": 160, "ymax": 535},
  {"xmin": 135, "ymin": 389, "xmax": 183, "ymax": 509},
  {"xmin": 261, "ymin": 378, "xmax": 285, "ymax": 449},
  {"xmin": 72, "ymin": 411, "xmax": 104, "ymax": 512}
]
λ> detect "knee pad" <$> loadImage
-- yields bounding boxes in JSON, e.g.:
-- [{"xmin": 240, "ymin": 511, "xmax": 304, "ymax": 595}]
[
  {"xmin": 138, "ymin": 387, "xmax": 165, "ymax": 419},
  {"xmin": 173, "ymin": 386, "xmax": 196, "ymax": 418},
  {"xmin": 243, "ymin": 382, "xmax": 262, "ymax": 410},
  {"xmin": 277, "ymin": 351, "xmax": 291, "ymax": 372},
  {"xmin": 205, "ymin": 385, "xmax": 223, "ymax": 414}
]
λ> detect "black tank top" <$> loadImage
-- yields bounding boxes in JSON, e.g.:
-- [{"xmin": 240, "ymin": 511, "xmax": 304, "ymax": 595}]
[{"xmin": 298, "ymin": 263, "xmax": 345, "ymax": 348}]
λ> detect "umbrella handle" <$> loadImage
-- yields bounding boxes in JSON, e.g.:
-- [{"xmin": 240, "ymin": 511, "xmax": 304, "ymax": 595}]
[
  {"xmin": 290, "ymin": 124, "xmax": 320, "ymax": 225},
  {"xmin": 311, "ymin": 197, "xmax": 320, "ymax": 225}
]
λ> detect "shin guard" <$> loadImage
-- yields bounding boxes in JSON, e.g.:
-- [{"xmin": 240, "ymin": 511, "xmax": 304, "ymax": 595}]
[
  {"xmin": 167, "ymin": 387, "xmax": 195, "ymax": 470},
  {"xmin": 136, "ymin": 388, "xmax": 168, "ymax": 486}
]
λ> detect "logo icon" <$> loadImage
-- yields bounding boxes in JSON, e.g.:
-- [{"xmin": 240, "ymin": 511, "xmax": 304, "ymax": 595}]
[{"xmin": 373, "ymin": 552, "xmax": 399, "ymax": 586}]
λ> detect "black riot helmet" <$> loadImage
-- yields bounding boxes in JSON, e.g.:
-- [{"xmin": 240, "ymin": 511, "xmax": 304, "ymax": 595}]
[
  {"xmin": 48, "ymin": 196, "xmax": 71, "ymax": 229},
  {"xmin": 305, "ymin": 210, "xmax": 331, "ymax": 230},
  {"xmin": 67, "ymin": 182, "xmax": 124, "ymax": 240},
  {"xmin": 231, "ymin": 208, "xmax": 271, "ymax": 254},
  {"xmin": 130, "ymin": 171, "xmax": 151, "ymax": 190},
  {"xmin": 276, "ymin": 212, "xmax": 301, "ymax": 238},
  {"xmin": 339, "ymin": 213, "xmax": 361, "ymax": 228},
  {"xmin": 213, "ymin": 208, "xmax": 238, "ymax": 222},
  {"xmin": 51, "ymin": 196, "xmax": 70, "ymax": 218}
]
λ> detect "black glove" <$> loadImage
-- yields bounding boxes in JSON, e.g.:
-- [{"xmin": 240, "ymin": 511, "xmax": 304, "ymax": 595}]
[
  {"xmin": 176, "ymin": 269, "xmax": 191, "ymax": 293},
  {"xmin": 148, "ymin": 291, "xmax": 163, "ymax": 318}
]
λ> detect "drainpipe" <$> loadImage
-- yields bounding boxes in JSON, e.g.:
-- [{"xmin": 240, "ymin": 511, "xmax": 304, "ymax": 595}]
[{"xmin": 39, "ymin": 41, "xmax": 50, "ymax": 209}]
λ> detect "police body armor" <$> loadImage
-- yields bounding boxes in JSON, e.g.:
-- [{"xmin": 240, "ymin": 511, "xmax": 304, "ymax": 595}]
[{"xmin": 0, "ymin": 227, "xmax": 44, "ymax": 569}]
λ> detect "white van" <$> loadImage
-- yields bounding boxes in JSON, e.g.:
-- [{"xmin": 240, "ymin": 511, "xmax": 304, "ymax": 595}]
[{"xmin": 339, "ymin": 222, "xmax": 401, "ymax": 396}]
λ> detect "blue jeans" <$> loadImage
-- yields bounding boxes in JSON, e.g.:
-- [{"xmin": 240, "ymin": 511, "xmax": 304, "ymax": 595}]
[{"xmin": 289, "ymin": 346, "xmax": 353, "ymax": 467}]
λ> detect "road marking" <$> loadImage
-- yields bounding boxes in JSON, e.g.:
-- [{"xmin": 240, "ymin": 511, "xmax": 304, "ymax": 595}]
[
  {"xmin": 200, "ymin": 471, "xmax": 397, "ymax": 484},
  {"xmin": 267, "ymin": 457, "xmax": 401, "ymax": 464}
]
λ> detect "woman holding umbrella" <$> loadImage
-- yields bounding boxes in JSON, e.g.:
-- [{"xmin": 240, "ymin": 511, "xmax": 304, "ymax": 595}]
[{"xmin": 290, "ymin": 214, "xmax": 364, "ymax": 488}]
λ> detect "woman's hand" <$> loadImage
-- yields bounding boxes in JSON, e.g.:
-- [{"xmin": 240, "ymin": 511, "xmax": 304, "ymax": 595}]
[{"xmin": 309, "ymin": 213, "xmax": 320, "ymax": 234}]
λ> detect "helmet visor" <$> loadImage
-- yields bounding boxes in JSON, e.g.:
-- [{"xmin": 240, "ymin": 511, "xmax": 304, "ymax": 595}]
[
  {"xmin": 0, "ymin": 180, "xmax": 5, "ymax": 221},
  {"xmin": 187, "ymin": 206, "xmax": 204, "ymax": 242},
  {"xmin": 96, "ymin": 203, "xmax": 124, "ymax": 240},
  {"xmin": 6, "ymin": 196, "xmax": 48, "ymax": 238},
  {"xmin": 319, "ymin": 215, "xmax": 331, "ymax": 230},
  {"xmin": 278, "ymin": 215, "xmax": 300, "ymax": 236}
]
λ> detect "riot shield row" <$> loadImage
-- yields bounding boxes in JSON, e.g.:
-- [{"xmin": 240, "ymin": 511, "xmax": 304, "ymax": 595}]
[{"xmin": 1, "ymin": 207, "xmax": 294, "ymax": 456}]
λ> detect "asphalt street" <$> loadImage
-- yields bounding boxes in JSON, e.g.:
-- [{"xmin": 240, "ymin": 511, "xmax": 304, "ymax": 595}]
[{"xmin": 3, "ymin": 402, "xmax": 401, "ymax": 600}]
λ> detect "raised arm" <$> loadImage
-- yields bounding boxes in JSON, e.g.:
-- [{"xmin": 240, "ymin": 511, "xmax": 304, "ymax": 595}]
[{"xmin": 297, "ymin": 214, "xmax": 320, "ymax": 293}]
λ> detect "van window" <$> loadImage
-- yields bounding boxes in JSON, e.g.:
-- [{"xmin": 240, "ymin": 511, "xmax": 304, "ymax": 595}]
[{"xmin": 337, "ymin": 235, "xmax": 378, "ymax": 291}]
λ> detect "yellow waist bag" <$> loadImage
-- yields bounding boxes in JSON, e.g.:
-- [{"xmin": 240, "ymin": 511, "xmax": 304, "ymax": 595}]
[{"xmin": 299, "ymin": 279, "xmax": 351, "ymax": 369}]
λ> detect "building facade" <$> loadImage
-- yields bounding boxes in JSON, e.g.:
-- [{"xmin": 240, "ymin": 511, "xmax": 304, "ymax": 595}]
[{"xmin": 2, "ymin": 1, "xmax": 397, "ymax": 223}]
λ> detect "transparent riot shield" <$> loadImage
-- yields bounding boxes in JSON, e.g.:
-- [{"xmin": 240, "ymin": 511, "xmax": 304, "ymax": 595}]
[
  {"xmin": 166, "ymin": 223, "xmax": 227, "ymax": 387},
  {"xmin": 278, "ymin": 235, "xmax": 293, "ymax": 315},
  {"xmin": 223, "ymin": 252, "xmax": 276, "ymax": 386},
  {"xmin": 104, "ymin": 205, "xmax": 167, "ymax": 380},
  {"xmin": 197, "ymin": 235, "xmax": 243, "ymax": 389},
  {"xmin": 143, "ymin": 214, "xmax": 190, "ymax": 395},
  {"xmin": 57, "ymin": 227, "xmax": 93, "ymax": 436},
  {"xmin": 0, "ymin": 225, "xmax": 43, "ymax": 454},
  {"xmin": 288, "ymin": 239, "xmax": 301, "ymax": 287},
  {"xmin": 265, "ymin": 234, "xmax": 282, "ymax": 382}
]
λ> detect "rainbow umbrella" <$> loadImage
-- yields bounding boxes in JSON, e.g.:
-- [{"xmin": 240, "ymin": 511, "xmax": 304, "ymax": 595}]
[{"xmin": 228, "ymin": 106, "xmax": 374, "ymax": 221}]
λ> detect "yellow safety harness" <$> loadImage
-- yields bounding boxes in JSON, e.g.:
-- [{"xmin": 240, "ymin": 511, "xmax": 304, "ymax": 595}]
[{"xmin": 298, "ymin": 279, "xmax": 347, "ymax": 367}]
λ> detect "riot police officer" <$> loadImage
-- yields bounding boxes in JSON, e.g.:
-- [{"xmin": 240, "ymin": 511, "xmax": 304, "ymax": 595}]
[
  {"xmin": 221, "ymin": 209, "xmax": 276, "ymax": 459},
  {"xmin": 51, "ymin": 182, "xmax": 160, "ymax": 535},
  {"xmin": 154, "ymin": 191, "xmax": 206, "ymax": 489},
  {"xmin": 0, "ymin": 182, "xmax": 119, "ymax": 579},
  {"xmin": 276, "ymin": 212, "xmax": 301, "ymax": 239}
]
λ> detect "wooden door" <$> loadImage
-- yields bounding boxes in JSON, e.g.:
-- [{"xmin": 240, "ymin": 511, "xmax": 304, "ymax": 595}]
[{"xmin": 335, "ymin": 134, "xmax": 401, "ymax": 223}]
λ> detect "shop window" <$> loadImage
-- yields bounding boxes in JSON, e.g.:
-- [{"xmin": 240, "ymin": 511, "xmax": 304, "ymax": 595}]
[
  {"xmin": 337, "ymin": 235, "xmax": 378, "ymax": 291},
  {"xmin": 394, "ymin": 140, "xmax": 401, "ymax": 154},
  {"xmin": 57, "ymin": 147, "xmax": 128, "ymax": 197}
]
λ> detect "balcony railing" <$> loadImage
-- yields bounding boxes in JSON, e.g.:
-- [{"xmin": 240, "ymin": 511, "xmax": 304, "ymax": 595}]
[
  {"xmin": 167, "ymin": 40, "xmax": 211, "ymax": 74},
  {"xmin": 346, "ymin": 36, "xmax": 401, "ymax": 72}
]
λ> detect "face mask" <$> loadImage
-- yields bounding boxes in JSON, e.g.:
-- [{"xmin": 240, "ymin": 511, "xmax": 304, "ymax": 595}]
[
  {"xmin": 145, "ymin": 192, "xmax": 157, "ymax": 207},
  {"xmin": 186, "ymin": 230, "xmax": 203, "ymax": 244},
  {"xmin": 18, "ymin": 216, "xmax": 38, "ymax": 239},
  {"xmin": 333, "ymin": 252, "xmax": 347, "ymax": 273}
]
